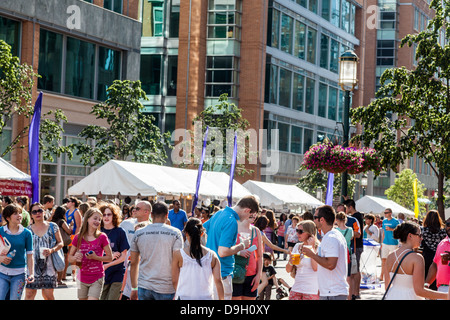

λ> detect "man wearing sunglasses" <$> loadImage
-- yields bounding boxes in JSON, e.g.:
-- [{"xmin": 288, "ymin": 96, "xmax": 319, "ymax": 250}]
[
  {"xmin": 425, "ymin": 219, "xmax": 450, "ymax": 296},
  {"xmin": 380, "ymin": 208, "xmax": 400, "ymax": 282}
]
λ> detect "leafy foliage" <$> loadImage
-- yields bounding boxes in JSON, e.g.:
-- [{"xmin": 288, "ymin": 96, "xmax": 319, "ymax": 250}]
[
  {"xmin": 350, "ymin": 0, "xmax": 450, "ymax": 219},
  {"xmin": 385, "ymin": 169, "xmax": 426, "ymax": 215},
  {"xmin": 75, "ymin": 80, "xmax": 171, "ymax": 167}
]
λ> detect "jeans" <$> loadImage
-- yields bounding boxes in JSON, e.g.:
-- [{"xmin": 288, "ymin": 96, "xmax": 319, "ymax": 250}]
[
  {"xmin": 0, "ymin": 272, "xmax": 26, "ymax": 300},
  {"xmin": 138, "ymin": 287, "xmax": 175, "ymax": 300}
]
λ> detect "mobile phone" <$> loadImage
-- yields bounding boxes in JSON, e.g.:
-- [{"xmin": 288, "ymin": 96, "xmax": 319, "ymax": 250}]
[{"xmin": 86, "ymin": 250, "xmax": 94, "ymax": 256}]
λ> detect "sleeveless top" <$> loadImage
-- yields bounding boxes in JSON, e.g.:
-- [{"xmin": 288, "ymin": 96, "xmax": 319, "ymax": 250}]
[
  {"xmin": 237, "ymin": 227, "xmax": 258, "ymax": 277},
  {"xmin": 384, "ymin": 250, "xmax": 424, "ymax": 300},
  {"xmin": 65, "ymin": 209, "xmax": 78, "ymax": 234},
  {"xmin": 175, "ymin": 248, "xmax": 215, "ymax": 300}
]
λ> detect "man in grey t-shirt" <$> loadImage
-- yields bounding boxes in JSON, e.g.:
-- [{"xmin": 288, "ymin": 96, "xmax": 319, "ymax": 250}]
[{"xmin": 130, "ymin": 201, "xmax": 183, "ymax": 300}]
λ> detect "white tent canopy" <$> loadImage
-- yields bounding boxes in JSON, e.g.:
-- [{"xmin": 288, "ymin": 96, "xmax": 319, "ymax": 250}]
[
  {"xmin": 67, "ymin": 160, "xmax": 251, "ymax": 201},
  {"xmin": 445, "ymin": 208, "xmax": 450, "ymax": 220},
  {"xmin": 0, "ymin": 157, "xmax": 31, "ymax": 182},
  {"xmin": 355, "ymin": 195, "xmax": 415, "ymax": 217},
  {"xmin": 242, "ymin": 180, "xmax": 324, "ymax": 210}
]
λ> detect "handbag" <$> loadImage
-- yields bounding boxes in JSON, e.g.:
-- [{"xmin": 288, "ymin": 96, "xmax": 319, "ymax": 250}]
[
  {"xmin": 381, "ymin": 250, "xmax": 414, "ymax": 300},
  {"xmin": 58, "ymin": 220, "xmax": 72, "ymax": 246},
  {"xmin": 232, "ymin": 229, "xmax": 255, "ymax": 284},
  {"xmin": 49, "ymin": 223, "xmax": 66, "ymax": 272}
]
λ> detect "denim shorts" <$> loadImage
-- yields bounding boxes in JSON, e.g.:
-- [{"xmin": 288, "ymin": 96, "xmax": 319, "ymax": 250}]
[{"xmin": 138, "ymin": 287, "xmax": 175, "ymax": 300}]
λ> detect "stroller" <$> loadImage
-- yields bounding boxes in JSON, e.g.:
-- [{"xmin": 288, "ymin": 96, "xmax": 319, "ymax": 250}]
[{"xmin": 275, "ymin": 278, "xmax": 290, "ymax": 300}]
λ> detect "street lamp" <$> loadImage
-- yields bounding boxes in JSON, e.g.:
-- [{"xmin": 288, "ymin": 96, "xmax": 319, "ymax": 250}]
[
  {"xmin": 360, "ymin": 174, "xmax": 368, "ymax": 197},
  {"xmin": 338, "ymin": 50, "xmax": 359, "ymax": 202}
]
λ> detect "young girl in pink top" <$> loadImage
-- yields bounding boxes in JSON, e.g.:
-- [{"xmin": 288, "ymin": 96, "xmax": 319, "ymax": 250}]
[{"xmin": 68, "ymin": 207, "xmax": 112, "ymax": 300}]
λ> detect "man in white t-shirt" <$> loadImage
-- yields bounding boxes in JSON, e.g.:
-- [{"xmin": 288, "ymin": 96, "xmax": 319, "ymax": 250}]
[{"xmin": 302, "ymin": 205, "xmax": 349, "ymax": 300}]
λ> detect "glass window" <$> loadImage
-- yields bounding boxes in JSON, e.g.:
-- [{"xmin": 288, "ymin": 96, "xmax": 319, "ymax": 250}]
[
  {"xmin": 331, "ymin": 0, "xmax": 341, "ymax": 27},
  {"xmin": 296, "ymin": 0, "xmax": 307, "ymax": 8},
  {"xmin": 341, "ymin": 0, "xmax": 351, "ymax": 33},
  {"xmin": 318, "ymin": 83, "xmax": 327, "ymax": 118},
  {"xmin": 104, "ymin": 0, "xmax": 123, "ymax": 14},
  {"xmin": 167, "ymin": 56, "xmax": 178, "ymax": 96},
  {"xmin": 328, "ymin": 86, "xmax": 337, "ymax": 120},
  {"xmin": 280, "ymin": 14, "xmax": 293, "ymax": 54},
  {"xmin": 0, "ymin": 16, "xmax": 20, "ymax": 57},
  {"xmin": 278, "ymin": 123, "xmax": 290, "ymax": 152},
  {"xmin": 291, "ymin": 126, "xmax": 302, "ymax": 154},
  {"xmin": 38, "ymin": 29, "xmax": 63, "ymax": 93},
  {"xmin": 307, "ymin": 28, "xmax": 317, "ymax": 64},
  {"xmin": 294, "ymin": 21, "xmax": 306, "ymax": 60},
  {"xmin": 330, "ymin": 39, "xmax": 339, "ymax": 73},
  {"xmin": 97, "ymin": 47, "xmax": 121, "ymax": 101},
  {"xmin": 322, "ymin": 0, "xmax": 331, "ymax": 21},
  {"xmin": 142, "ymin": 1, "xmax": 164, "ymax": 37},
  {"xmin": 205, "ymin": 56, "xmax": 237, "ymax": 98},
  {"xmin": 279, "ymin": 68, "xmax": 292, "ymax": 108},
  {"xmin": 169, "ymin": 0, "xmax": 180, "ymax": 38},
  {"xmin": 320, "ymin": 34, "xmax": 329, "ymax": 69},
  {"xmin": 309, "ymin": 0, "xmax": 318, "ymax": 14},
  {"xmin": 265, "ymin": 63, "xmax": 278, "ymax": 104},
  {"xmin": 303, "ymin": 128, "xmax": 314, "ymax": 154},
  {"xmin": 268, "ymin": 8, "xmax": 280, "ymax": 48},
  {"xmin": 65, "ymin": 37, "xmax": 96, "ymax": 99},
  {"xmin": 140, "ymin": 54, "xmax": 162, "ymax": 95},
  {"xmin": 292, "ymin": 73, "xmax": 304, "ymax": 112},
  {"xmin": 305, "ymin": 77, "xmax": 315, "ymax": 114},
  {"xmin": 165, "ymin": 113, "xmax": 176, "ymax": 134}
]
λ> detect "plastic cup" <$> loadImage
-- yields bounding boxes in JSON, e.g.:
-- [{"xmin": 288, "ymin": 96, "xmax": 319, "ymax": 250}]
[
  {"xmin": 441, "ymin": 253, "xmax": 449, "ymax": 265},
  {"xmin": 292, "ymin": 253, "xmax": 301, "ymax": 265},
  {"xmin": 39, "ymin": 247, "xmax": 47, "ymax": 259}
]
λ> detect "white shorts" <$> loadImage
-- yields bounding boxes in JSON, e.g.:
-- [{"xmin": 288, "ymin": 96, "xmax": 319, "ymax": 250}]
[{"xmin": 381, "ymin": 244, "xmax": 398, "ymax": 259}]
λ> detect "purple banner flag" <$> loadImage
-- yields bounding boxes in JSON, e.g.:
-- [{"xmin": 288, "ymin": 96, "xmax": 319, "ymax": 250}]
[
  {"xmin": 192, "ymin": 126, "xmax": 209, "ymax": 214},
  {"xmin": 227, "ymin": 132, "xmax": 238, "ymax": 206},
  {"xmin": 28, "ymin": 92, "xmax": 43, "ymax": 204},
  {"xmin": 325, "ymin": 172, "xmax": 334, "ymax": 206}
]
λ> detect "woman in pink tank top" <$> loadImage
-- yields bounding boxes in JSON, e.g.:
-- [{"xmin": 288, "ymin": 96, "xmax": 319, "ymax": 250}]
[{"xmin": 231, "ymin": 211, "xmax": 263, "ymax": 300}]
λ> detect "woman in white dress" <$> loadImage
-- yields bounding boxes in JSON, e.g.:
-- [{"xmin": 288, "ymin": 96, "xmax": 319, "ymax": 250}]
[{"xmin": 384, "ymin": 221, "xmax": 448, "ymax": 300}]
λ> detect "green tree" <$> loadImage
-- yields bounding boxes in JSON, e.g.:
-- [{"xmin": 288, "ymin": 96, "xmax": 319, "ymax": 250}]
[
  {"xmin": 385, "ymin": 169, "xmax": 426, "ymax": 216},
  {"xmin": 190, "ymin": 94, "xmax": 254, "ymax": 176},
  {"xmin": 0, "ymin": 40, "xmax": 70, "ymax": 161},
  {"xmin": 351, "ymin": 0, "xmax": 450, "ymax": 220},
  {"xmin": 75, "ymin": 79, "xmax": 171, "ymax": 167},
  {"xmin": 297, "ymin": 169, "xmax": 357, "ymax": 203}
]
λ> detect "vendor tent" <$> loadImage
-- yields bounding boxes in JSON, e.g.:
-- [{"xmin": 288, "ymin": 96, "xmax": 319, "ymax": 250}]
[
  {"xmin": 445, "ymin": 207, "xmax": 450, "ymax": 220},
  {"xmin": 242, "ymin": 180, "xmax": 324, "ymax": 210},
  {"xmin": 355, "ymin": 195, "xmax": 415, "ymax": 217},
  {"xmin": 67, "ymin": 160, "xmax": 251, "ymax": 201},
  {"xmin": 0, "ymin": 157, "xmax": 32, "ymax": 197}
]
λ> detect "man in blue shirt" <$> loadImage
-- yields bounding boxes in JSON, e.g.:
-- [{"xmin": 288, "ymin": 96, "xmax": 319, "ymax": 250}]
[
  {"xmin": 380, "ymin": 208, "xmax": 400, "ymax": 281},
  {"xmin": 168, "ymin": 200, "xmax": 188, "ymax": 232},
  {"xmin": 203, "ymin": 195, "xmax": 260, "ymax": 300}
]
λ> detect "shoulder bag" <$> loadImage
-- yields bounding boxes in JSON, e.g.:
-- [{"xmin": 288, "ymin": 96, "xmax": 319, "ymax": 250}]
[{"xmin": 49, "ymin": 223, "xmax": 66, "ymax": 272}]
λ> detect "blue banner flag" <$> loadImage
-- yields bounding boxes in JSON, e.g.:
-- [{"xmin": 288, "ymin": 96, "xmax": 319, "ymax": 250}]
[
  {"xmin": 192, "ymin": 126, "xmax": 209, "ymax": 214},
  {"xmin": 29, "ymin": 92, "xmax": 43, "ymax": 204},
  {"xmin": 325, "ymin": 172, "xmax": 334, "ymax": 206},
  {"xmin": 227, "ymin": 132, "xmax": 238, "ymax": 206}
]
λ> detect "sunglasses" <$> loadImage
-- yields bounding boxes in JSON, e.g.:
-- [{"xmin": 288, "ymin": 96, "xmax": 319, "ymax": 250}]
[
  {"xmin": 296, "ymin": 229, "xmax": 305, "ymax": 234},
  {"xmin": 313, "ymin": 215, "xmax": 320, "ymax": 220},
  {"xmin": 31, "ymin": 209, "xmax": 44, "ymax": 215}
]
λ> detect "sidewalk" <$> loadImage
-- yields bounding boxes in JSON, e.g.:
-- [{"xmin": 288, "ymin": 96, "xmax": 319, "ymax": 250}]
[{"xmin": 35, "ymin": 259, "xmax": 385, "ymax": 300}]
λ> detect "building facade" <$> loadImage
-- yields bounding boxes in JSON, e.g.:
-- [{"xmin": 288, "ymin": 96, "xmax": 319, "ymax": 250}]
[{"xmin": 0, "ymin": 0, "xmax": 141, "ymax": 204}]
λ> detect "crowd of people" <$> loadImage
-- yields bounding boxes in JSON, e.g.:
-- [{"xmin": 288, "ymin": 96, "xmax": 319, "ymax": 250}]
[{"xmin": 0, "ymin": 193, "xmax": 449, "ymax": 301}]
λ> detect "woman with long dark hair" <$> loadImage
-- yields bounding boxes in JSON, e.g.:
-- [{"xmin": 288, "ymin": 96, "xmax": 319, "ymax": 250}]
[{"xmin": 172, "ymin": 218, "xmax": 224, "ymax": 300}]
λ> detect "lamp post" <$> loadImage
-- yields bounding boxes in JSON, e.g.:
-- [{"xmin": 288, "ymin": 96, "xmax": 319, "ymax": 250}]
[
  {"xmin": 338, "ymin": 50, "xmax": 359, "ymax": 202},
  {"xmin": 360, "ymin": 174, "xmax": 368, "ymax": 197}
]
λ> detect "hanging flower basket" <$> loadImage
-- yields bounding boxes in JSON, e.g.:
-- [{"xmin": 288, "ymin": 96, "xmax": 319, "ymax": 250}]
[{"xmin": 301, "ymin": 140, "xmax": 381, "ymax": 175}]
